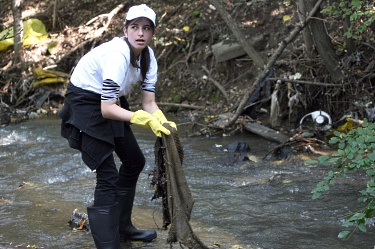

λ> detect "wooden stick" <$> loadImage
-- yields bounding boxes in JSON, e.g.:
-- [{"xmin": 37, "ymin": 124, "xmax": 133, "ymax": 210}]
[
  {"xmin": 267, "ymin": 77, "xmax": 346, "ymax": 87},
  {"xmin": 156, "ymin": 102, "xmax": 205, "ymax": 110}
]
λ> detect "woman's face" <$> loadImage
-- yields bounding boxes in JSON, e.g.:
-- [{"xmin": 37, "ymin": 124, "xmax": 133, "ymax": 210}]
[{"xmin": 123, "ymin": 17, "xmax": 154, "ymax": 56}]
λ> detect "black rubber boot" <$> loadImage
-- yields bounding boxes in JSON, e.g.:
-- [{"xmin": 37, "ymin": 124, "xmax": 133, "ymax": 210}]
[
  {"xmin": 87, "ymin": 203, "xmax": 120, "ymax": 249},
  {"xmin": 117, "ymin": 187, "xmax": 157, "ymax": 242}
]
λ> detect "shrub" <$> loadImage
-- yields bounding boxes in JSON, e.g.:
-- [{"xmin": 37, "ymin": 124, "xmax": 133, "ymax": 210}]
[
  {"xmin": 322, "ymin": 0, "xmax": 375, "ymax": 40},
  {"xmin": 308, "ymin": 119, "xmax": 375, "ymax": 239}
]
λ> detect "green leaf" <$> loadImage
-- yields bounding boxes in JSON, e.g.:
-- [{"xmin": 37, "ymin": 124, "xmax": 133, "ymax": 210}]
[
  {"xmin": 366, "ymin": 169, "xmax": 375, "ymax": 176},
  {"xmin": 192, "ymin": 9, "xmax": 200, "ymax": 18},
  {"xmin": 330, "ymin": 137, "xmax": 340, "ymax": 144},
  {"xmin": 358, "ymin": 196, "xmax": 367, "ymax": 202},
  {"xmin": 317, "ymin": 156, "xmax": 331, "ymax": 164},
  {"xmin": 342, "ymin": 220, "xmax": 354, "ymax": 227},
  {"xmin": 353, "ymin": 212, "xmax": 366, "ymax": 220},
  {"xmin": 305, "ymin": 159, "xmax": 318, "ymax": 165},
  {"xmin": 338, "ymin": 230, "xmax": 351, "ymax": 239},
  {"xmin": 312, "ymin": 192, "xmax": 322, "ymax": 199},
  {"xmin": 365, "ymin": 186, "xmax": 375, "ymax": 196},
  {"xmin": 317, "ymin": 181, "xmax": 330, "ymax": 191},
  {"xmin": 356, "ymin": 136, "xmax": 365, "ymax": 144},
  {"xmin": 358, "ymin": 223, "xmax": 367, "ymax": 232}
]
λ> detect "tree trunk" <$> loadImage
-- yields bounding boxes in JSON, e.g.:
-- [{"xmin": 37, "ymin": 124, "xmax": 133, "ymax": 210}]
[
  {"xmin": 304, "ymin": 0, "xmax": 344, "ymax": 82},
  {"xmin": 298, "ymin": 0, "xmax": 314, "ymax": 58},
  {"xmin": 208, "ymin": 0, "xmax": 264, "ymax": 69},
  {"xmin": 12, "ymin": 0, "xmax": 23, "ymax": 66},
  {"xmin": 343, "ymin": 2, "xmax": 356, "ymax": 55},
  {"xmin": 52, "ymin": 0, "xmax": 58, "ymax": 31}
]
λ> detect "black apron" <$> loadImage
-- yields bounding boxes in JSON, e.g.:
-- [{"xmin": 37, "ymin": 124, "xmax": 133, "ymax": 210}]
[{"xmin": 58, "ymin": 82, "xmax": 129, "ymax": 170}]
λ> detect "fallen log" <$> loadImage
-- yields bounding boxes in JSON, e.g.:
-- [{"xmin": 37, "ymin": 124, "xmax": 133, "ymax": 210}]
[
  {"xmin": 211, "ymin": 35, "xmax": 264, "ymax": 63},
  {"xmin": 243, "ymin": 122, "xmax": 290, "ymax": 143}
]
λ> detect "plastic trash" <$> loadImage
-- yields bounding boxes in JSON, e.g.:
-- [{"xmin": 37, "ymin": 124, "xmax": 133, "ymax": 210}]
[
  {"xmin": 300, "ymin": 110, "xmax": 332, "ymax": 131},
  {"xmin": 0, "ymin": 19, "xmax": 48, "ymax": 51}
]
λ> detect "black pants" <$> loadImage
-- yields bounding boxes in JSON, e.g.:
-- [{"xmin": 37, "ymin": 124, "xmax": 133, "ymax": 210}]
[{"xmin": 92, "ymin": 124, "xmax": 145, "ymax": 207}]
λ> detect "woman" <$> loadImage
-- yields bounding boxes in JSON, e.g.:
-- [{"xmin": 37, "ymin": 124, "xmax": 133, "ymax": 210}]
[{"xmin": 58, "ymin": 4, "xmax": 176, "ymax": 249}]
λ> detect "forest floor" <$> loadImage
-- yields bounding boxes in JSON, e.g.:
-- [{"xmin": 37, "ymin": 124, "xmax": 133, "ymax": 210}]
[{"xmin": 0, "ymin": 0, "xmax": 374, "ymax": 139}]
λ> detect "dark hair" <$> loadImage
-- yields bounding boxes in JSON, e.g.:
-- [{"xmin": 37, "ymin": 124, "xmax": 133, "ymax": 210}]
[{"xmin": 124, "ymin": 18, "xmax": 155, "ymax": 82}]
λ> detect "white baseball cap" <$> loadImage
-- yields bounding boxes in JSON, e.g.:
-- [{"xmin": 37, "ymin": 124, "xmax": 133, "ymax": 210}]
[{"xmin": 126, "ymin": 4, "xmax": 156, "ymax": 27}]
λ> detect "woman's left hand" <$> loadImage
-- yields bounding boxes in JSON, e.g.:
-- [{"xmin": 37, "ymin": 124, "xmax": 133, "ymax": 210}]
[{"xmin": 152, "ymin": 109, "xmax": 177, "ymax": 130}]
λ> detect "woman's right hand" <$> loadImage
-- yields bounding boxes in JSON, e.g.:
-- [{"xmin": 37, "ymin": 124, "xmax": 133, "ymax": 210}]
[{"xmin": 130, "ymin": 110, "xmax": 170, "ymax": 137}]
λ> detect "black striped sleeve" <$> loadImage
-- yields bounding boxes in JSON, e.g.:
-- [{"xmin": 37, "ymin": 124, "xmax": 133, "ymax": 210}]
[
  {"xmin": 101, "ymin": 79, "xmax": 120, "ymax": 102},
  {"xmin": 141, "ymin": 82, "xmax": 155, "ymax": 93}
]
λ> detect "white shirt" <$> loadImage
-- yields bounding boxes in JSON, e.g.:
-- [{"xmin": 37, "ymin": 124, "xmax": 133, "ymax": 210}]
[{"xmin": 70, "ymin": 36, "xmax": 157, "ymax": 97}]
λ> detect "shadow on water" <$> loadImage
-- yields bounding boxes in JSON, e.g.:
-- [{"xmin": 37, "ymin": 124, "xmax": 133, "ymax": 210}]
[{"xmin": 0, "ymin": 116, "xmax": 374, "ymax": 249}]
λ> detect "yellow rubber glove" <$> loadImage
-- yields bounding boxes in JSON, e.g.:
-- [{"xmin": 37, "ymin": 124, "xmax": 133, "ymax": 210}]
[
  {"xmin": 130, "ymin": 110, "xmax": 171, "ymax": 137},
  {"xmin": 152, "ymin": 109, "xmax": 177, "ymax": 130}
]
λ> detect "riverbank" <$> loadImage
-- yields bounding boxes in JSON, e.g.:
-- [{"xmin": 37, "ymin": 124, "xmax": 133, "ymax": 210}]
[{"xmin": 1, "ymin": 1, "xmax": 374, "ymax": 135}]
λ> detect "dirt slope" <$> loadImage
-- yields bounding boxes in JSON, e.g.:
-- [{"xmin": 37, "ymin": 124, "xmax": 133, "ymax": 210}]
[{"xmin": 1, "ymin": 0, "xmax": 374, "ymax": 133}]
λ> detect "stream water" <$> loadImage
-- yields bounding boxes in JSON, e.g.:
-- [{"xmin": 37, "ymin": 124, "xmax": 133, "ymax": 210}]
[{"xmin": 0, "ymin": 116, "xmax": 374, "ymax": 249}]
